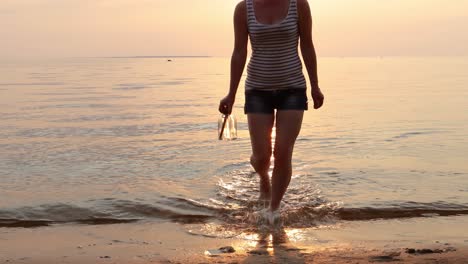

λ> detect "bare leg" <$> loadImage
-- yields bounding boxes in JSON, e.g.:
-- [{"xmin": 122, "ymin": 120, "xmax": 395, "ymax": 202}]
[
  {"xmin": 270, "ymin": 110, "xmax": 304, "ymax": 211},
  {"xmin": 247, "ymin": 113, "xmax": 275, "ymax": 201}
]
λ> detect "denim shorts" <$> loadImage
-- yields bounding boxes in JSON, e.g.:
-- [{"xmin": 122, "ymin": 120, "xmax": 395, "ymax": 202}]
[{"xmin": 244, "ymin": 89, "xmax": 308, "ymax": 114}]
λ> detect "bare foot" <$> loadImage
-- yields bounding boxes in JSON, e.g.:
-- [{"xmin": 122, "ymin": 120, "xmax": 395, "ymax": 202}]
[{"xmin": 256, "ymin": 208, "xmax": 281, "ymax": 226}]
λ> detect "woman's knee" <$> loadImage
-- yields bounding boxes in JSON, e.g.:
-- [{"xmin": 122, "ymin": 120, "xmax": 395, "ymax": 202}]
[
  {"xmin": 273, "ymin": 145, "xmax": 293, "ymax": 164},
  {"xmin": 251, "ymin": 151, "xmax": 271, "ymax": 166}
]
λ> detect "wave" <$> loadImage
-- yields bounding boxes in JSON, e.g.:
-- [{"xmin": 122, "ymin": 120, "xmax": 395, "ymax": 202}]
[
  {"xmin": 0, "ymin": 82, "xmax": 65, "ymax": 86},
  {"xmin": 1, "ymin": 169, "xmax": 467, "ymax": 229},
  {"xmin": 12, "ymin": 122, "xmax": 216, "ymax": 138},
  {"xmin": 2, "ymin": 199, "xmax": 468, "ymax": 229},
  {"xmin": 0, "ymin": 218, "xmax": 138, "ymax": 228},
  {"xmin": 337, "ymin": 207, "xmax": 468, "ymax": 221}
]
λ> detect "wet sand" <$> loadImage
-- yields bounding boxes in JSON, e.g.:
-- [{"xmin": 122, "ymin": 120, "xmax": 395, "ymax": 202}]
[{"xmin": 1, "ymin": 216, "xmax": 468, "ymax": 263}]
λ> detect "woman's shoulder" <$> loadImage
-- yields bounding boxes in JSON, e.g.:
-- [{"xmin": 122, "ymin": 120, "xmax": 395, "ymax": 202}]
[
  {"xmin": 232, "ymin": 1, "xmax": 248, "ymax": 33},
  {"xmin": 234, "ymin": 0, "xmax": 247, "ymax": 20},
  {"xmin": 296, "ymin": 0, "xmax": 310, "ymax": 10},
  {"xmin": 234, "ymin": 0, "xmax": 247, "ymax": 13},
  {"xmin": 296, "ymin": 0, "xmax": 311, "ymax": 20}
]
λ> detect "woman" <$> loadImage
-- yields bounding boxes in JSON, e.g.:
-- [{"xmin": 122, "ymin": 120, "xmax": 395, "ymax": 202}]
[{"xmin": 219, "ymin": 0, "xmax": 324, "ymax": 222}]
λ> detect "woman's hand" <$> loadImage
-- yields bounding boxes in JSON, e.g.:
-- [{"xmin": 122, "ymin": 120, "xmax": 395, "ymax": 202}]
[
  {"xmin": 219, "ymin": 94, "xmax": 235, "ymax": 115},
  {"xmin": 311, "ymin": 85, "xmax": 324, "ymax": 109}
]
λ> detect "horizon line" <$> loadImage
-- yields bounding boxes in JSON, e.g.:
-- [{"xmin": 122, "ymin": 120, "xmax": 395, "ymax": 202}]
[
  {"xmin": 2, "ymin": 55, "xmax": 468, "ymax": 60},
  {"xmin": 101, "ymin": 55, "xmax": 213, "ymax": 59}
]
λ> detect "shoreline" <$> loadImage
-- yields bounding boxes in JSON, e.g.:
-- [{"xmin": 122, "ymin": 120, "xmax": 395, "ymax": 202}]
[{"xmin": 1, "ymin": 216, "xmax": 468, "ymax": 263}]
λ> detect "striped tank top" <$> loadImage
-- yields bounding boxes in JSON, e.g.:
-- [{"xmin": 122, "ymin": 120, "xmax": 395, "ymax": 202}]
[{"xmin": 245, "ymin": 0, "xmax": 306, "ymax": 91}]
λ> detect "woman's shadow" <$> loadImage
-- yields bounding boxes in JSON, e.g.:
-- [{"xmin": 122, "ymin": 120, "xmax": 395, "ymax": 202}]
[{"xmin": 241, "ymin": 224, "xmax": 306, "ymax": 264}]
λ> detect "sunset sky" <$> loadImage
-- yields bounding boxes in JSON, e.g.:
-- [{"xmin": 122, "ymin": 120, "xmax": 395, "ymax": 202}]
[{"xmin": 1, "ymin": 0, "xmax": 468, "ymax": 58}]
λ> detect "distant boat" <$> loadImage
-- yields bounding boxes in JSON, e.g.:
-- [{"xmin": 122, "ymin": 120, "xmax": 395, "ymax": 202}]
[{"xmin": 167, "ymin": 59, "xmax": 172, "ymax": 62}]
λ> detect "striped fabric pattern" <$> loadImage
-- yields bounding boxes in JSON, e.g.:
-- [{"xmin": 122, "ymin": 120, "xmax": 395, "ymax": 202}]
[{"xmin": 245, "ymin": 0, "xmax": 307, "ymax": 91}]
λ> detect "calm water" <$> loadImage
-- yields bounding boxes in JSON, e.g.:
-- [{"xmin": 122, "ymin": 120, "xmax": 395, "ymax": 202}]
[{"xmin": 1, "ymin": 57, "xmax": 468, "ymax": 228}]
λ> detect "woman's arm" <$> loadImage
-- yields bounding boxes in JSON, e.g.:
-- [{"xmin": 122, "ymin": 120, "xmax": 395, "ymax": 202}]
[
  {"xmin": 219, "ymin": 1, "xmax": 249, "ymax": 115},
  {"xmin": 297, "ymin": 0, "xmax": 324, "ymax": 109}
]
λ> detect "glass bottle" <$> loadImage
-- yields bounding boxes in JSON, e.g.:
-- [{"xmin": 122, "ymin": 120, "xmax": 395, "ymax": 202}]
[{"xmin": 218, "ymin": 114, "xmax": 237, "ymax": 140}]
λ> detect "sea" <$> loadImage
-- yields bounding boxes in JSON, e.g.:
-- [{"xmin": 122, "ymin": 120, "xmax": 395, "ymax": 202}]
[{"xmin": 1, "ymin": 56, "xmax": 467, "ymax": 233}]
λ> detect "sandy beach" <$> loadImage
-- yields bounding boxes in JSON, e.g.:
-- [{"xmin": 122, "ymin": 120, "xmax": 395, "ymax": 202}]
[{"xmin": 2, "ymin": 215, "xmax": 468, "ymax": 263}]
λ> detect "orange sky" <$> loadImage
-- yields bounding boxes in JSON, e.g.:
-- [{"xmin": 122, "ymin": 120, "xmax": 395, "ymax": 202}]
[{"xmin": 1, "ymin": 0, "xmax": 467, "ymax": 58}]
